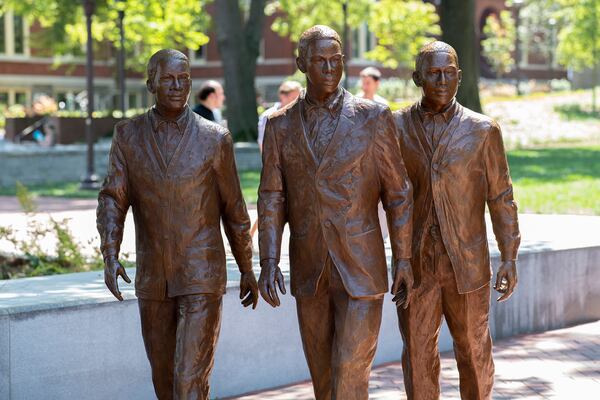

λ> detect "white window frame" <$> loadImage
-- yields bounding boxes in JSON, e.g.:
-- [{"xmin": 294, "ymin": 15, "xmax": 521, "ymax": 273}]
[{"xmin": 0, "ymin": 9, "xmax": 30, "ymax": 59}]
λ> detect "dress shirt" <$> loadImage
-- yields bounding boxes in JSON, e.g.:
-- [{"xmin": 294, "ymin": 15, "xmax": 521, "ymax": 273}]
[
  {"xmin": 301, "ymin": 88, "xmax": 344, "ymax": 163},
  {"xmin": 150, "ymin": 106, "xmax": 189, "ymax": 165}
]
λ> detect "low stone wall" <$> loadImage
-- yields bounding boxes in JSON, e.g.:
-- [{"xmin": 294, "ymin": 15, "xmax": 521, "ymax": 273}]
[
  {"xmin": 0, "ymin": 141, "xmax": 261, "ymax": 187},
  {"xmin": 1, "ymin": 245, "xmax": 599, "ymax": 399}
]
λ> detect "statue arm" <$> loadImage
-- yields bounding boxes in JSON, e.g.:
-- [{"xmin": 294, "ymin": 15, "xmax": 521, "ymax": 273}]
[
  {"xmin": 374, "ymin": 108, "xmax": 414, "ymax": 308},
  {"xmin": 484, "ymin": 122, "xmax": 520, "ymax": 301},
  {"xmin": 96, "ymin": 127, "xmax": 131, "ymax": 301},
  {"xmin": 257, "ymin": 119, "xmax": 287, "ymax": 307},
  {"xmin": 484, "ymin": 122, "xmax": 521, "ymax": 262},
  {"xmin": 214, "ymin": 131, "xmax": 253, "ymax": 274},
  {"xmin": 97, "ymin": 129, "xmax": 130, "ymax": 263}
]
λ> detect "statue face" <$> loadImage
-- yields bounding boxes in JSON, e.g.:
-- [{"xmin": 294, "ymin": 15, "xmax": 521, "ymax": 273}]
[
  {"xmin": 416, "ymin": 51, "xmax": 462, "ymax": 109},
  {"xmin": 301, "ymin": 39, "xmax": 344, "ymax": 98},
  {"xmin": 152, "ymin": 57, "xmax": 191, "ymax": 114}
]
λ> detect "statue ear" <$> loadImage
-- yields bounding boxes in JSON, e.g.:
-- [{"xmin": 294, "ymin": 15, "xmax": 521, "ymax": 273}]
[
  {"xmin": 457, "ymin": 69, "xmax": 463, "ymax": 87},
  {"xmin": 296, "ymin": 56, "xmax": 307, "ymax": 74},
  {"xmin": 146, "ymin": 79, "xmax": 156, "ymax": 94},
  {"xmin": 412, "ymin": 71, "xmax": 422, "ymax": 87}
]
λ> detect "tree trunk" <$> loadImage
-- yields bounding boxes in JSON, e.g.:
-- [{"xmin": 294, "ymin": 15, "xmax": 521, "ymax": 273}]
[
  {"xmin": 440, "ymin": 0, "xmax": 482, "ymax": 113},
  {"xmin": 214, "ymin": 0, "xmax": 266, "ymax": 141}
]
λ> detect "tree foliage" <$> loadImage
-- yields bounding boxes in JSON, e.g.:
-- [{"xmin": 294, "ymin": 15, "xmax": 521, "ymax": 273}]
[
  {"xmin": 0, "ymin": 0, "xmax": 210, "ymax": 71},
  {"xmin": 481, "ymin": 10, "xmax": 516, "ymax": 77},
  {"xmin": 266, "ymin": 0, "xmax": 371, "ymax": 45},
  {"xmin": 268, "ymin": 0, "xmax": 439, "ymax": 72},
  {"xmin": 365, "ymin": 0, "xmax": 440, "ymax": 70},
  {"xmin": 556, "ymin": 0, "xmax": 599, "ymax": 71},
  {"xmin": 556, "ymin": 0, "xmax": 600, "ymax": 110}
]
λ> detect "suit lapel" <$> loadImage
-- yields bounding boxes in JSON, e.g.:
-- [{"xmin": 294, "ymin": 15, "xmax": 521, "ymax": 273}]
[
  {"xmin": 317, "ymin": 90, "xmax": 355, "ymax": 173},
  {"xmin": 165, "ymin": 108, "xmax": 192, "ymax": 173},
  {"xmin": 409, "ymin": 105, "xmax": 434, "ymax": 162},
  {"xmin": 432, "ymin": 104, "xmax": 463, "ymax": 164},
  {"xmin": 295, "ymin": 100, "xmax": 319, "ymax": 170},
  {"xmin": 145, "ymin": 112, "xmax": 168, "ymax": 174}
]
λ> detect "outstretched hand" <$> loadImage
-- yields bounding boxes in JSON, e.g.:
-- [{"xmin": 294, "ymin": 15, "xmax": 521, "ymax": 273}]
[
  {"xmin": 494, "ymin": 260, "xmax": 518, "ymax": 302},
  {"xmin": 391, "ymin": 259, "xmax": 414, "ymax": 309},
  {"xmin": 104, "ymin": 257, "xmax": 131, "ymax": 301},
  {"xmin": 240, "ymin": 270, "xmax": 259, "ymax": 309},
  {"xmin": 258, "ymin": 260, "xmax": 286, "ymax": 307}
]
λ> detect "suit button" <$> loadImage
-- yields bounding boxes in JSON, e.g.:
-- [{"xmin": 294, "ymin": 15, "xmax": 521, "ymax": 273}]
[
  {"xmin": 432, "ymin": 162, "xmax": 439, "ymax": 171},
  {"xmin": 324, "ymin": 221, "xmax": 332, "ymax": 228},
  {"xmin": 163, "ymin": 235, "xmax": 169, "ymax": 240}
]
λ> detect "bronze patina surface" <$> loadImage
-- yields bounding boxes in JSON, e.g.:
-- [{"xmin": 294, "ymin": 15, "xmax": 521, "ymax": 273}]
[
  {"xmin": 97, "ymin": 49, "xmax": 258, "ymax": 400},
  {"xmin": 394, "ymin": 41, "xmax": 520, "ymax": 400},
  {"xmin": 258, "ymin": 25, "xmax": 414, "ymax": 400}
]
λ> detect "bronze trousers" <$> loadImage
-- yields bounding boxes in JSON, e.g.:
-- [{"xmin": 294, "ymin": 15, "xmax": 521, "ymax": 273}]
[
  {"xmin": 138, "ymin": 293, "xmax": 223, "ymax": 400},
  {"xmin": 296, "ymin": 257, "xmax": 384, "ymax": 400},
  {"xmin": 398, "ymin": 228, "xmax": 494, "ymax": 400}
]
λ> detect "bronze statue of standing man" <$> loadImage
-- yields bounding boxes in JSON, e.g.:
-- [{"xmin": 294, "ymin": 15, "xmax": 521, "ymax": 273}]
[
  {"xmin": 394, "ymin": 41, "xmax": 521, "ymax": 399},
  {"xmin": 97, "ymin": 49, "xmax": 258, "ymax": 400},
  {"xmin": 258, "ymin": 25, "xmax": 414, "ymax": 400}
]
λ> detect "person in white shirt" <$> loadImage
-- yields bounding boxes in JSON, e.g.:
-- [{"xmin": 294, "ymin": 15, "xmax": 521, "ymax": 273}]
[
  {"xmin": 357, "ymin": 66, "xmax": 389, "ymax": 106},
  {"xmin": 257, "ymin": 80, "xmax": 303, "ymax": 150}
]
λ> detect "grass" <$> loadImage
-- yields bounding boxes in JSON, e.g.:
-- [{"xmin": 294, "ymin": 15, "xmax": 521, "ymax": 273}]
[
  {"xmin": 0, "ymin": 170, "xmax": 263, "ymax": 204},
  {"xmin": 239, "ymin": 170, "xmax": 260, "ymax": 205},
  {"xmin": 509, "ymin": 146, "xmax": 600, "ymax": 215},
  {"xmin": 1, "ymin": 149, "xmax": 598, "ymax": 215},
  {"xmin": 0, "ymin": 181, "xmax": 100, "ymax": 199}
]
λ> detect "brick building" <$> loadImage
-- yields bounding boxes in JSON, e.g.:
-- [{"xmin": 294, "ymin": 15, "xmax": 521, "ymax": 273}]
[{"xmin": 0, "ymin": 0, "xmax": 564, "ymax": 111}]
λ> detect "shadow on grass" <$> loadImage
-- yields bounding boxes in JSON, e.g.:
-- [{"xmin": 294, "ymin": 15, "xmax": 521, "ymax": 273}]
[
  {"xmin": 508, "ymin": 146, "xmax": 600, "ymax": 183},
  {"xmin": 554, "ymin": 104, "xmax": 600, "ymax": 121}
]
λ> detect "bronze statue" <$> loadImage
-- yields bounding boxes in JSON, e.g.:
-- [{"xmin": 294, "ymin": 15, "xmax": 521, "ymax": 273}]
[
  {"xmin": 258, "ymin": 25, "xmax": 414, "ymax": 399},
  {"xmin": 393, "ymin": 41, "xmax": 520, "ymax": 400},
  {"xmin": 96, "ymin": 49, "xmax": 258, "ymax": 400}
]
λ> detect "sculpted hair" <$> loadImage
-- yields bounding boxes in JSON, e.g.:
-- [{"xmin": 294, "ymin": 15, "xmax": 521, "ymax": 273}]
[
  {"xmin": 147, "ymin": 49, "xmax": 189, "ymax": 84},
  {"xmin": 415, "ymin": 41, "xmax": 459, "ymax": 72},
  {"xmin": 298, "ymin": 25, "xmax": 342, "ymax": 61}
]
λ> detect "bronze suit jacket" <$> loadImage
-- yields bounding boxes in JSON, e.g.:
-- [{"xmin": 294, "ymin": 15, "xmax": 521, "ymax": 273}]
[
  {"xmin": 258, "ymin": 90, "xmax": 413, "ymax": 298},
  {"xmin": 394, "ymin": 102, "xmax": 520, "ymax": 294},
  {"xmin": 97, "ymin": 107, "xmax": 252, "ymax": 300}
]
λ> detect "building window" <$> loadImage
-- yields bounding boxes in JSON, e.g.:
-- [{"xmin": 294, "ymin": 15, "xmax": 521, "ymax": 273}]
[
  {"xmin": 15, "ymin": 92, "xmax": 27, "ymax": 105},
  {"xmin": 13, "ymin": 14, "xmax": 24, "ymax": 54},
  {"xmin": 1, "ymin": 10, "xmax": 29, "ymax": 56},
  {"xmin": 351, "ymin": 23, "xmax": 376, "ymax": 61},
  {"xmin": 0, "ymin": 92, "xmax": 8, "ymax": 106},
  {"xmin": 128, "ymin": 93, "xmax": 139, "ymax": 109}
]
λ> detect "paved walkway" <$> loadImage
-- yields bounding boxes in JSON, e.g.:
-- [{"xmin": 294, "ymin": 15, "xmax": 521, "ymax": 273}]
[{"xmin": 227, "ymin": 321, "xmax": 600, "ymax": 400}]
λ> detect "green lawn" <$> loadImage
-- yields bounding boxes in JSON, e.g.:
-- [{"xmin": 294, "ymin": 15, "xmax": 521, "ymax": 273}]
[
  {"xmin": 509, "ymin": 146, "xmax": 600, "ymax": 215},
  {"xmin": 0, "ymin": 170, "xmax": 263, "ymax": 203},
  {"xmin": 0, "ymin": 181, "xmax": 100, "ymax": 199},
  {"xmin": 2, "ymin": 148, "xmax": 598, "ymax": 215}
]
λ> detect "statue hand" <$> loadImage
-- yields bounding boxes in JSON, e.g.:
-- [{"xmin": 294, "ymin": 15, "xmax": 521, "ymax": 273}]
[
  {"xmin": 240, "ymin": 270, "xmax": 259, "ymax": 309},
  {"xmin": 494, "ymin": 260, "xmax": 518, "ymax": 302},
  {"xmin": 104, "ymin": 257, "xmax": 131, "ymax": 301},
  {"xmin": 391, "ymin": 259, "xmax": 414, "ymax": 309},
  {"xmin": 258, "ymin": 260, "xmax": 286, "ymax": 308}
]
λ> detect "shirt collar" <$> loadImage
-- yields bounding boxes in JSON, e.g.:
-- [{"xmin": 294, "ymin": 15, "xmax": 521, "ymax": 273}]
[
  {"xmin": 418, "ymin": 98, "xmax": 457, "ymax": 123},
  {"xmin": 303, "ymin": 87, "xmax": 344, "ymax": 117},
  {"xmin": 150, "ymin": 105, "xmax": 190, "ymax": 133}
]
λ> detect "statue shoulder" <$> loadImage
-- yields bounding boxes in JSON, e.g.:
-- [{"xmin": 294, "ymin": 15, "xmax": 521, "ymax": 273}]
[{"xmin": 459, "ymin": 104, "xmax": 499, "ymax": 133}]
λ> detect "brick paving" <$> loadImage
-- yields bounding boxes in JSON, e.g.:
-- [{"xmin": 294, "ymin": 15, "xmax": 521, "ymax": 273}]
[{"xmin": 227, "ymin": 321, "xmax": 600, "ymax": 400}]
